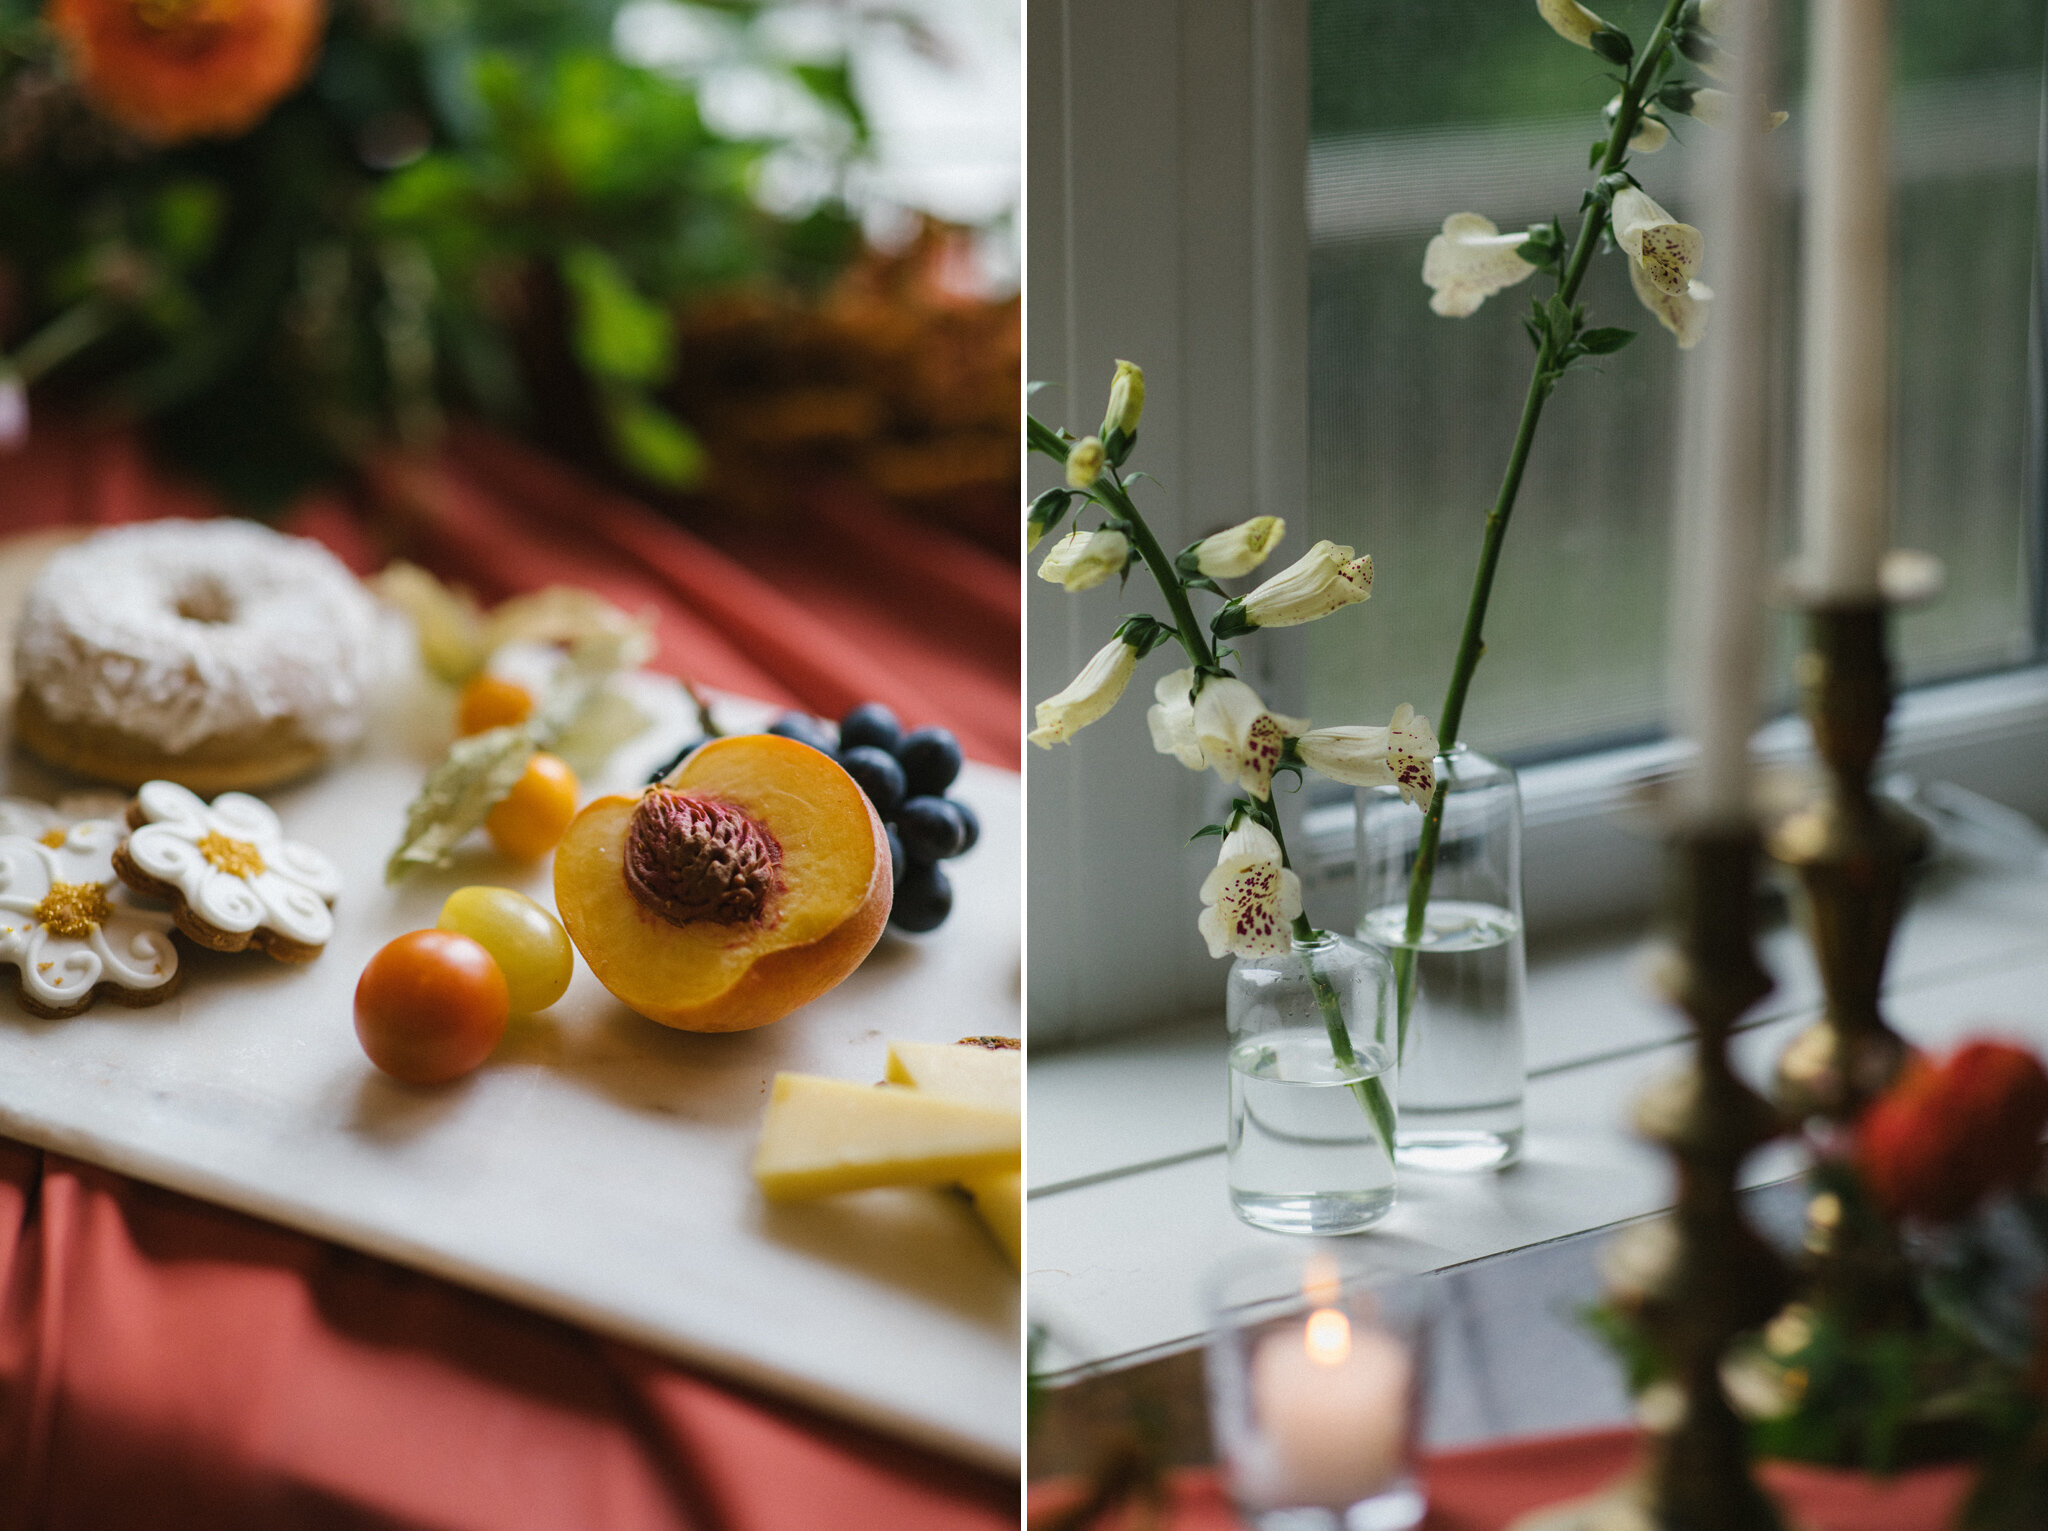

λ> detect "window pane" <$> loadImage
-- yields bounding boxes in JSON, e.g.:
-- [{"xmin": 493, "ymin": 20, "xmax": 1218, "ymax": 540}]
[{"xmin": 1306, "ymin": 0, "xmax": 2043, "ymax": 759}]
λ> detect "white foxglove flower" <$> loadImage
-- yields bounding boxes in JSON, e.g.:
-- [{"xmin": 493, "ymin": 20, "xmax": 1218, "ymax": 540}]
[
  {"xmin": 1537, "ymin": 0, "xmax": 1608, "ymax": 48},
  {"xmin": 1066, "ymin": 435, "xmax": 1105, "ymax": 489},
  {"xmin": 1296, "ymin": 705, "xmax": 1440, "ymax": 807},
  {"xmin": 1037, "ymin": 527, "xmax": 1129, "ymax": 592},
  {"xmin": 1197, "ymin": 821, "xmax": 1302, "ymax": 959},
  {"xmin": 1697, "ymin": 0, "xmax": 1727, "ymax": 32},
  {"xmin": 1147, "ymin": 668, "xmax": 1207, "ymax": 770},
  {"xmin": 1028, "ymin": 637, "xmax": 1138, "ymax": 748},
  {"xmin": 1192, "ymin": 516, "xmax": 1286, "ymax": 579},
  {"xmin": 1605, "ymin": 96, "xmax": 1669, "ymax": 153},
  {"xmin": 1241, "ymin": 540, "xmax": 1373, "ymax": 628},
  {"xmin": 1193, "ymin": 676, "xmax": 1307, "ymax": 801},
  {"xmin": 1683, "ymin": 88, "xmax": 1788, "ymax": 133},
  {"xmin": 1422, "ymin": 214, "xmax": 1538, "ymax": 318},
  {"xmin": 1610, "ymin": 187, "xmax": 1702, "ymax": 298},
  {"xmin": 1102, "ymin": 360, "xmax": 1145, "ymax": 437},
  {"xmin": 1628, "ymin": 257, "xmax": 1712, "ymax": 350}
]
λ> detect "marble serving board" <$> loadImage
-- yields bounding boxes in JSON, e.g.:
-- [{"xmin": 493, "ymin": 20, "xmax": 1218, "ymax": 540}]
[{"xmin": 0, "ymin": 654, "xmax": 1022, "ymax": 1470}]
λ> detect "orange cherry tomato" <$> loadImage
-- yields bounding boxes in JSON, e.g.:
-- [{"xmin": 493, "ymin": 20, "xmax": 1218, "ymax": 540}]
[
  {"xmin": 354, "ymin": 929, "xmax": 510, "ymax": 1085},
  {"xmin": 486, "ymin": 751, "xmax": 579, "ymax": 861},
  {"xmin": 457, "ymin": 674, "xmax": 535, "ymax": 736}
]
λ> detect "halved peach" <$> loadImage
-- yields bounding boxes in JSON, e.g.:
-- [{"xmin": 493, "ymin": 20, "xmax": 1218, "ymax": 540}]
[{"xmin": 554, "ymin": 733, "xmax": 890, "ymax": 1032}]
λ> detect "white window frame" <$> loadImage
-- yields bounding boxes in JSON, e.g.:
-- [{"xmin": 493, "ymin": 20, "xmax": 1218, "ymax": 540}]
[{"xmin": 1027, "ymin": 0, "xmax": 2048, "ymax": 1047}]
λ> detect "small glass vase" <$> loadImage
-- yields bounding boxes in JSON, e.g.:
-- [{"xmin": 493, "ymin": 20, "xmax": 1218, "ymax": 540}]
[
  {"xmin": 1226, "ymin": 932, "xmax": 1398, "ymax": 1236},
  {"xmin": 1356, "ymin": 745, "xmax": 1527, "ymax": 1173}
]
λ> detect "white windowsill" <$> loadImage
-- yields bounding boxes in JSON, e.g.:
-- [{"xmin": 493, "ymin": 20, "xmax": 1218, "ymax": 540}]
[{"xmin": 1026, "ymin": 835, "xmax": 2048, "ymax": 1397}]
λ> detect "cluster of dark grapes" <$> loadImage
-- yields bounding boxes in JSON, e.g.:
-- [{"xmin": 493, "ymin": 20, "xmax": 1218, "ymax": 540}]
[{"xmin": 768, "ymin": 703, "xmax": 978, "ymax": 934}]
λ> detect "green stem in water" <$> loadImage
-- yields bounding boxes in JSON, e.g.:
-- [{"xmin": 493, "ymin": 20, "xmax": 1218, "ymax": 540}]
[
  {"xmin": 1393, "ymin": 0, "xmax": 1691, "ymax": 1048},
  {"xmin": 1262, "ymin": 803, "xmax": 1398, "ymax": 1155}
]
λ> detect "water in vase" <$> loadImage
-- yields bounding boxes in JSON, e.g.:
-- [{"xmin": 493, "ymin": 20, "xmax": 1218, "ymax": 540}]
[
  {"xmin": 1227, "ymin": 1028, "xmax": 1397, "ymax": 1235},
  {"xmin": 1360, "ymin": 898, "xmax": 1525, "ymax": 1172}
]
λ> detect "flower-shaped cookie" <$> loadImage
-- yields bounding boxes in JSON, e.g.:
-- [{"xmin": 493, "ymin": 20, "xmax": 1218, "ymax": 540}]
[
  {"xmin": 0, "ymin": 818, "xmax": 180, "ymax": 1016},
  {"xmin": 114, "ymin": 781, "xmax": 341, "ymax": 963}
]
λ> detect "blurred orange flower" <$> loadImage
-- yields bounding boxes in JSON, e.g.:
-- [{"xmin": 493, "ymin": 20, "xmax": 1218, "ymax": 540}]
[
  {"xmin": 1857, "ymin": 1040, "xmax": 2048, "ymax": 1223},
  {"xmin": 48, "ymin": 0, "xmax": 325, "ymax": 143}
]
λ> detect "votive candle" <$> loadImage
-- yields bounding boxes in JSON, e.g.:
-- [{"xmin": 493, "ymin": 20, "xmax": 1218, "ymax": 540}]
[{"xmin": 1248, "ymin": 1305, "xmax": 1412, "ymax": 1508}]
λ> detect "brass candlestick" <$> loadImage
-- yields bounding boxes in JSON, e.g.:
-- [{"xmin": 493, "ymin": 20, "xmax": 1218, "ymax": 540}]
[
  {"xmin": 1512, "ymin": 829, "xmax": 1790, "ymax": 1531},
  {"xmin": 1767, "ymin": 603, "xmax": 1922, "ymax": 1122},
  {"xmin": 1768, "ymin": 600, "xmax": 1929, "ymax": 1337}
]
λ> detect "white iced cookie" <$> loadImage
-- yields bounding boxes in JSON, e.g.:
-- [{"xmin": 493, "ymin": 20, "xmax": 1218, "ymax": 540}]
[
  {"xmin": 0, "ymin": 818, "xmax": 180, "ymax": 1017},
  {"xmin": 0, "ymin": 793, "xmax": 135, "ymax": 842},
  {"xmin": 113, "ymin": 781, "xmax": 341, "ymax": 964}
]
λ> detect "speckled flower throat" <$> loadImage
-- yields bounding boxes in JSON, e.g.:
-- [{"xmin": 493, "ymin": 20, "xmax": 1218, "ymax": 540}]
[{"xmin": 624, "ymin": 789, "xmax": 781, "ymax": 928}]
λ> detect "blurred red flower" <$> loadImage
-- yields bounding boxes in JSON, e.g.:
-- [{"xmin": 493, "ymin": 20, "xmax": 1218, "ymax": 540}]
[
  {"xmin": 1857, "ymin": 1040, "xmax": 2048, "ymax": 1223},
  {"xmin": 48, "ymin": 0, "xmax": 325, "ymax": 144}
]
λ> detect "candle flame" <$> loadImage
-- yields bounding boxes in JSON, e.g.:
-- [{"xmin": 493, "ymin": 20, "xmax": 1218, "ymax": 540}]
[
  {"xmin": 1301, "ymin": 1253, "xmax": 1342, "ymax": 1309},
  {"xmin": 1304, "ymin": 1307, "xmax": 1351, "ymax": 1367}
]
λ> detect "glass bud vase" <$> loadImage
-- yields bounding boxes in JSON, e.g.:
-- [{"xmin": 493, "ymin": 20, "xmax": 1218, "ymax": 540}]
[
  {"xmin": 1356, "ymin": 745, "xmax": 1527, "ymax": 1173},
  {"xmin": 1226, "ymin": 931, "xmax": 1398, "ymax": 1236}
]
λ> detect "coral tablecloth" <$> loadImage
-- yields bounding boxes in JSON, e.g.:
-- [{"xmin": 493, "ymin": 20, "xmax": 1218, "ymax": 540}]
[
  {"xmin": 0, "ymin": 427, "xmax": 1020, "ymax": 1529},
  {"xmin": 1028, "ymin": 1433, "xmax": 1975, "ymax": 1530}
]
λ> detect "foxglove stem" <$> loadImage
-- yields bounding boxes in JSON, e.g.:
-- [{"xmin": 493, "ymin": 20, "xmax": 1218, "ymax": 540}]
[
  {"xmin": 1394, "ymin": 0, "xmax": 1692, "ymax": 1039},
  {"xmin": 1254, "ymin": 800, "xmax": 1399, "ymax": 1153},
  {"xmin": 1094, "ymin": 465, "xmax": 1216, "ymax": 672}
]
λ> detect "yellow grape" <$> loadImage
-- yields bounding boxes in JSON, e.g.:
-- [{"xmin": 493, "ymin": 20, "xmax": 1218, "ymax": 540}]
[{"xmin": 436, "ymin": 886, "xmax": 573, "ymax": 1013}]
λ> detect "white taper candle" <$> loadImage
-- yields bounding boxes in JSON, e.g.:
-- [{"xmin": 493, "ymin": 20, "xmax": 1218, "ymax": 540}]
[
  {"xmin": 1798, "ymin": 0, "xmax": 1891, "ymax": 599},
  {"xmin": 1672, "ymin": 0, "xmax": 1776, "ymax": 820}
]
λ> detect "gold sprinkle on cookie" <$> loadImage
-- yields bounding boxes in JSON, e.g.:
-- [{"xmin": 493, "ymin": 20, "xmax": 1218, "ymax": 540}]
[
  {"xmin": 198, "ymin": 832, "xmax": 266, "ymax": 879},
  {"xmin": 38, "ymin": 829, "xmax": 66, "ymax": 849},
  {"xmin": 36, "ymin": 882, "xmax": 112, "ymax": 940}
]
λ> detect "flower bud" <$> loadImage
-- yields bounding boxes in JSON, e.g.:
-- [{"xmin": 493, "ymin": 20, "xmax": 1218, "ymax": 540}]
[
  {"xmin": 1191, "ymin": 516, "xmax": 1286, "ymax": 579},
  {"xmin": 1026, "ymin": 487, "xmax": 1072, "ymax": 552},
  {"xmin": 1101, "ymin": 360, "xmax": 1144, "ymax": 439},
  {"xmin": 1238, "ymin": 540, "xmax": 1373, "ymax": 629},
  {"xmin": 1037, "ymin": 527, "xmax": 1129, "ymax": 592},
  {"xmin": 1065, "ymin": 435, "xmax": 1105, "ymax": 490},
  {"xmin": 1537, "ymin": 0, "xmax": 1608, "ymax": 49},
  {"xmin": 1028, "ymin": 637, "xmax": 1139, "ymax": 747}
]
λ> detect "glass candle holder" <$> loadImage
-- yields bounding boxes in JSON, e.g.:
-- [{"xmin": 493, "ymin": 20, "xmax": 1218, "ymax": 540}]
[{"xmin": 1205, "ymin": 1251, "xmax": 1433, "ymax": 1531}]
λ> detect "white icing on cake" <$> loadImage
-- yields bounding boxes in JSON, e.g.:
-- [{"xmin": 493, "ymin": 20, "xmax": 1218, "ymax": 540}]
[
  {"xmin": 0, "ymin": 818, "xmax": 178, "ymax": 1009},
  {"xmin": 127, "ymin": 780, "xmax": 340, "ymax": 947},
  {"xmin": 14, "ymin": 520, "xmax": 379, "ymax": 755}
]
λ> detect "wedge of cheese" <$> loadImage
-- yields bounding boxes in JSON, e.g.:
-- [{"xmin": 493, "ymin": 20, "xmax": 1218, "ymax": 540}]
[
  {"xmin": 884, "ymin": 1039, "xmax": 1021, "ymax": 1110},
  {"xmin": 961, "ymin": 1170, "xmax": 1020, "ymax": 1267},
  {"xmin": 752, "ymin": 1073, "xmax": 1020, "ymax": 1201}
]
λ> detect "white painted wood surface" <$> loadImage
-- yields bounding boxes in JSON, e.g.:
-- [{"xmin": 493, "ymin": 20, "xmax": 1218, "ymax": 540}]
[
  {"xmin": 1030, "ymin": 858, "xmax": 2048, "ymax": 1383},
  {"xmin": 0, "ymin": 657, "xmax": 1022, "ymax": 1471}
]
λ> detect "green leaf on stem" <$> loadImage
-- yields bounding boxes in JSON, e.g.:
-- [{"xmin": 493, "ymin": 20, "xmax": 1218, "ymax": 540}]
[
  {"xmin": 1579, "ymin": 327, "xmax": 1637, "ymax": 355},
  {"xmin": 1188, "ymin": 823, "xmax": 1227, "ymax": 844},
  {"xmin": 1591, "ymin": 26, "xmax": 1634, "ymax": 66}
]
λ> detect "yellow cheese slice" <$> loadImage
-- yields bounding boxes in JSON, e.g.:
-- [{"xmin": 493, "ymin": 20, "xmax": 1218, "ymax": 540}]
[
  {"xmin": 752, "ymin": 1073, "xmax": 1021, "ymax": 1201},
  {"xmin": 884, "ymin": 1040, "xmax": 1021, "ymax": 1110},
  {"xmin": 962, "ymin": 1170, "xmax": 1020, "ymax": 1267}
]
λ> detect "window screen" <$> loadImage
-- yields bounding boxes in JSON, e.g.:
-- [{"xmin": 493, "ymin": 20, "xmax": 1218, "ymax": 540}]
[{"xmin": 1306, "ymin": 0, "xmax": 2044, "ymax": 759}]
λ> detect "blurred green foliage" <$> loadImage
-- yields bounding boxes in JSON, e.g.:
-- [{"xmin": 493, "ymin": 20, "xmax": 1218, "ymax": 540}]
[
  {"xmin": 1312, "ymin": 0, "xmax": 2047, "ymax": 138},
  {"xmin": 0, "ymin": 0, "xmax": 865, "ymax": 506}
]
